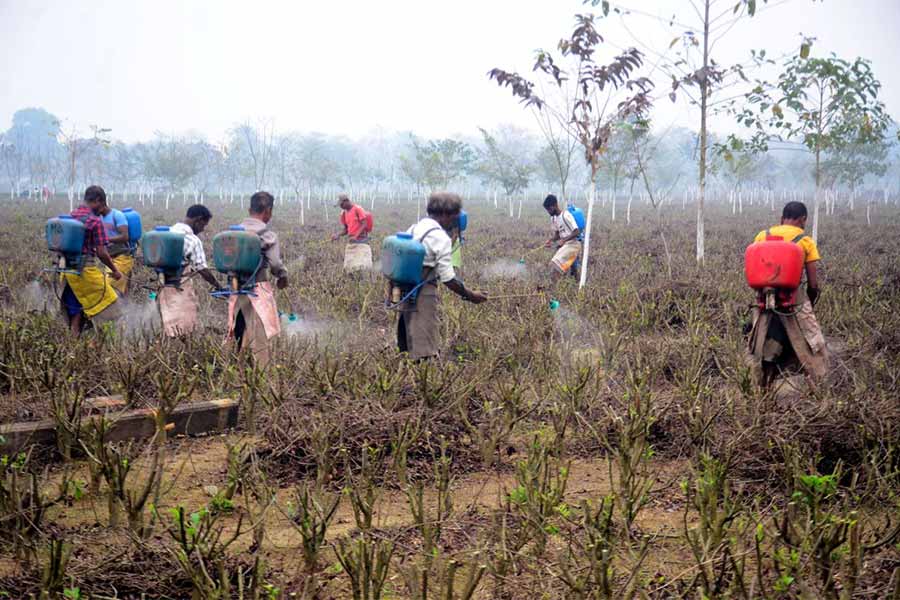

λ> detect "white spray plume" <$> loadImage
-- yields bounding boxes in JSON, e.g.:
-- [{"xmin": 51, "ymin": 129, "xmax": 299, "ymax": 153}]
[{"xmin": 482, "ymin": 259, "xmax": 529, "ymax": 280}]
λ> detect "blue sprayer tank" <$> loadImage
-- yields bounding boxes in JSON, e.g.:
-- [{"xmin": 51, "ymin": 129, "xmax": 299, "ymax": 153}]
[
  {"xmin": 457, "ymin": 210, "xmax": 468, "ymax": 243},
  {"xmin": 382, "ymin": 232, "xmax": 426, "ymax": 286},
  {"xmin": 46, "ymin": 215, "xmax": 86, "ymax": 272},
  {"xmin": 122, "ymin": 208, "xmax": 142, "ymax": 252},
  {"xmin": 567, "ymin": 204, "xmax": 586, "ymax": 240},
  {"xmin": 213, "ymin": 225, "xmax": 262, "ymax": 290},
  {"xmin": 142, "ymin": 226, "xmax": 185, "ymax": 286}
]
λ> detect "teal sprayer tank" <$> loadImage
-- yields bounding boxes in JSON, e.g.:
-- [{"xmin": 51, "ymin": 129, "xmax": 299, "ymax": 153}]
[
  {"xmin": 142, "ymin": 226, "xmax": 185, "ymax": 286},
  {"xmin": 382, "ymin": 232, "xmax": 426, "ymax": 305},
  {"xmin": 122, "ymin": 208, "xmax": 142, "ymax": 253},
  {"xmin": 213, "ymin": 225, "xmax": 262, "ymax": 293},
  {"xmin": 457, "ymin": 210, "xmax": 468, "ymax": 243},
  {"xmin": 45, "ymin": 215, "xmax": 85, "ymax": 273}
]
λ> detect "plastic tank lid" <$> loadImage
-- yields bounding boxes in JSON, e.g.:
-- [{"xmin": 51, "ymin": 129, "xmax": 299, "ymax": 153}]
[
  {"xmin": 123, "ymin": 207, "xmax": 134, "ymax": 212},
  {"xmin": 396, "ymin": 232, "xmax": 413, "ymax": 239},
  {"xmin": 58, "ymin": 215, "xmax": 74, "ymax": 219},
  {"xmin": 229, "ymin": 225, "xmax": 246, "ymax": 231},
  {"xmin": 154, "ymin": 226, "xmax": 170, "ymax": 231}
]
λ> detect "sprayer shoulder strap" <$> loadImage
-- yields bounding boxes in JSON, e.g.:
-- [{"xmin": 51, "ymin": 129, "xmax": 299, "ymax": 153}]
[
  {"xmin": 791, "ymin": 233, "xmax": 808, "ymax": 244},
  {"xmin": 418, "ymin": 226, "xmax": 442, "ymax": 243}
]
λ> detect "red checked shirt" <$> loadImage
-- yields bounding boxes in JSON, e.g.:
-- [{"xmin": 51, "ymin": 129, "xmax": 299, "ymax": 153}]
[{"xmin": 70, "ymin": 205, "xmax": 109, "ymax": 257}]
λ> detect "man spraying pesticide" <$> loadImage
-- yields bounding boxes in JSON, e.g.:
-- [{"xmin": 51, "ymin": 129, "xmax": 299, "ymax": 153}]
[
  {"xmin": 331, "ymin": 193, "xmax": 374, "ymax": 272},
  {"xmin": 147, "ymin": 205, "xmax": 224, "ymax": 337},
  {"xmin": 542, "ymin": 194, "xmax": 582, "ymax": 281},
  {"xmin": 49, "ymin": 185, "xmax": 124, "ymax": 336},
  {"xmin": 214, "ymin": 191, "xmax": 289, "ymax": 367},
  {"xmin": 382, "ymin": 192, "xmax": 487, "ymax": 360},
  {"xmin": 746, "ymin": 201, "xmax": 828, "ymax": 387}
]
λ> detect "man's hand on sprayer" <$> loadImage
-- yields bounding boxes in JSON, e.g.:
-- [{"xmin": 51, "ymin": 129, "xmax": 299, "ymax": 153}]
[
  {"xmin": 807, "ymin": 286, "xmax": 820, "ymax": 307},
  {"xmin": 330, "ymin": 233, "xmax": 340, "ymax": 242},
  {"xmin": 544, "ymin": 239, "xmax": 554, "ymax": 249},
  {"xmin": 110, "ymin": 270, "xmax": 123, "ymax": 281},
  {"xmin": 276, "ymin": 276, "xmax": 289, "ymax": 290}
]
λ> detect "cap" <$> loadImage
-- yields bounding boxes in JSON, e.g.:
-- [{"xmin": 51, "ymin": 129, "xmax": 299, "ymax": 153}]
[{"xmin": 335, "ymin": 193, "xmax": 350, "ymax": 207}]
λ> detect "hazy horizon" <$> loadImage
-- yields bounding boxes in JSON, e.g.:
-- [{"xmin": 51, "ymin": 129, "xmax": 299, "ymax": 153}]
[{"xmin": 2, "ymin": 0, "xmax": 899, "ymax": 143}]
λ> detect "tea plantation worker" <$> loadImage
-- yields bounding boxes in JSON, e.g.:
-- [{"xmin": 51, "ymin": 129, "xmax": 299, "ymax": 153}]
[
  {"xmin": 331, "ymin": 193, "xmax": 373, "ymax": 272},
  {"xmin": 98, "ymin": 199, "xmax": 133, "ymax": 295},
  {"xmin": 158, "ymin": 204, "xmax": 222, "ymax": 337},
  {"xmin": 748, "ymin": 201, "xmax": 828, "ymax": 385},
  {"xmin": 542, "ymin": 194, "xmax": 581, "ymax": 279},
  {"xmin": 227, "ymin": 191, "xmax": 289, "ymax": 367},
  {"xmin": 61, "ymin": 185, "xmax": 123, "ymax": 336},
  {"xmin": 397, "ymin": 192, "xmax": 487, "ymax": 360}
]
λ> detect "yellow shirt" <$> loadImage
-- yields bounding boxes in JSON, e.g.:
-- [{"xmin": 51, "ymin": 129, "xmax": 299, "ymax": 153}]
[{"xmin": 754, "ymin": 225, "xmax": 820, "ymax": 263}]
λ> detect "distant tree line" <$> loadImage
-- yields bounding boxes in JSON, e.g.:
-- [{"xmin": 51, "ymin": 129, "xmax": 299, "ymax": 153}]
[{"xmin": 0, "ymin": 106, "xmax": 897, "ymax": 205}]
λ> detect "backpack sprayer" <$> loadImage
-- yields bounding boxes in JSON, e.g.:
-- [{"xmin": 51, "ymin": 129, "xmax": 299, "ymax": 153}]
[
  {"xmin": 45, "ymin": 215, "xmax": 86, "ymax": 275},
  {"xmin": 142, "ymin": 226, "xmax": 185, "ymax": 287},
  {"xmin": 566, "ymin": 203, "xmax": 586, "ymax": 241},
  {"xmin": 211, "ymin": 225, "xmax": 264, "ymax": 298},
  {"xmin": 745, "ymin": 232, "xmax": 806, "ymax": 311},
  {"xmin": 122, "ymin": 208, "xmax": 143, "ymax": 256},
  {"xmin": 382, "ymin": 231, "xmax": 429, "ymax": 308}
]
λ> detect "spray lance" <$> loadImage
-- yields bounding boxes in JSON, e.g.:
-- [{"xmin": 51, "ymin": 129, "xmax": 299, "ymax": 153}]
[{"xmin": 478, "ymin": 288, "xmax": 561, "ymax": 311}]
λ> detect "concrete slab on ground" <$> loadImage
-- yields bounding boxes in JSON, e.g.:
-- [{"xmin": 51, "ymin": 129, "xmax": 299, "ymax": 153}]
[{"xmin": 0, "ymin": 398, "xmax": 238, "ymax": 455}]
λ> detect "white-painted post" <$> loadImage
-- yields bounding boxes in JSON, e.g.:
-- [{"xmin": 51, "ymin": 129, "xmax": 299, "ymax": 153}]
[{"xmin": 578, "ymin": 178, "xmax": 596, "ymax": 290}]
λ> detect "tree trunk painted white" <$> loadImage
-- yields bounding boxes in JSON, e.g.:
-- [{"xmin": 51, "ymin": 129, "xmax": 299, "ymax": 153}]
[
  {"xmin": 165, "ymin": 193, "xmax": 170, "ymax": 211},
  {"xmin": 611, "ymin": 191, "xmax": 616, "ymax": 221},
  {"xmin": 517, "ymin": 192, "xmax": 523, "ymax": 219},
  {"xmin": 416, "ymin": 196, "xmax": 421, "ymax": 221},
  {"xmin": 866, "ymin": 199, "xmax": 871, "ymax": 226},
  {"xmin": 578, "ymin": 177, "xmax": 596, "ymax": 290},
  {"xmin": 738, "ymin": 191, "xmax": 743, "ymax": 215},
  {"xmin": 626, "ymin": 194, "xmax": 633, "ymax": 224},
  {"xmin": 811, "ymin": 188, "xmax": 821, "ymax": 244}
]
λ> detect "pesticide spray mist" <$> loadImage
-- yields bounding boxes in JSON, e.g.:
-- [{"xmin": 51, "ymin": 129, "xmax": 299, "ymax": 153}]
[
  {"xmin": 24, "ymin": 280, "xmax": 54, "ymax": 312},
  {"xmin": 551, "ymin": 304, "xmax": 605, "ymax": 366},
  {"xmin": 482, "ymin": 259, "xmax": 529, "ymax": 280}
]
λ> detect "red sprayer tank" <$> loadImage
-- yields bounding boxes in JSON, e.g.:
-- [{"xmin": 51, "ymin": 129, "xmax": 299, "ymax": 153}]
[{"xmin": 745, "ymin": 235, "xmax": 805, "ymax": 308}]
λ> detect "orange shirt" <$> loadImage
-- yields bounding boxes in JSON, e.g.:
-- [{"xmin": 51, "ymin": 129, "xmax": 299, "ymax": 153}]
[{"xmin": 340, "ymin": 204, "xmax": 368, "ymax": 240}]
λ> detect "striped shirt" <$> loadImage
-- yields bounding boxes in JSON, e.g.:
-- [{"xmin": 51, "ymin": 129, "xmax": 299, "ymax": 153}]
[{"xmin": 170, "ymin": 222, "xmax": 208, "ymax": 272}]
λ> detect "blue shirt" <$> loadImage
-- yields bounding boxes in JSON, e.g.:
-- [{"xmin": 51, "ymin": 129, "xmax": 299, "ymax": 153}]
[
  {"xmin": 102, "ymin": 209, "xmax": 128, "ymax": 240},
  {"xmin": 102, "ymin": 209, "xmax": 130, "ymax": 254}
]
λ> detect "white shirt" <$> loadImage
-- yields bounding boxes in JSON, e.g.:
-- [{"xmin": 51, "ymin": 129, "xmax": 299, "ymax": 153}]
[
  {"xmin": 171, "ymin": 222, "xmax": 208, "ymax": 272},
  {"xmin": 552, "ymin": 210, "xmax": 578, "ymax": 240},
  {"xmin": 406, "ymin": 217, "xmax": 455, "ymax": 283}
]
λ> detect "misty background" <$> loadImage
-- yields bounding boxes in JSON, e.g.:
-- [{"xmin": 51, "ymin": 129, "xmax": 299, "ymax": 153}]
[{"xmin": 1, "ymin": 0, "xmax": 899, "ymax": 201}]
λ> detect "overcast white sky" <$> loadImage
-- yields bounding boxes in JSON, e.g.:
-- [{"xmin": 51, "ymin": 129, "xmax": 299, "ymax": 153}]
[{"xmin": 1, "ymin": 0, "xmax": 898, "ymax": 143}]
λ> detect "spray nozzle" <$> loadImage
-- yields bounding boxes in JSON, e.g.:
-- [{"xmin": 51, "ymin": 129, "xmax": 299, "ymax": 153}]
[
  {"xmin": 148, "ymin": 291, "xmax": 157, "ymax": 301},
  {"xmin": 549, "ymin": 299, "xmax": 560, "ymax": 311}
]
